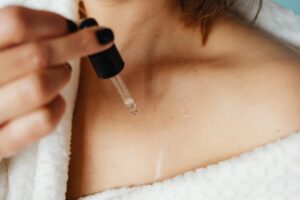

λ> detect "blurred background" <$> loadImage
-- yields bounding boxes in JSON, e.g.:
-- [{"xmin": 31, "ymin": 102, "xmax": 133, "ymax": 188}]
[{"xmin": 274, "ymin": 0, "xmax": 300, "ymax": 15}]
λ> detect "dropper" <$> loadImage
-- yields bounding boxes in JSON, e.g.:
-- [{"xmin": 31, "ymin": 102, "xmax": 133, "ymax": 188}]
[
  {"xmin": 111, "ymin": 75, "xmax": 137, "ymax": 115},
  {"xmin": 80, "ymin": 18, "xmax": 137, "ymax": 115}
]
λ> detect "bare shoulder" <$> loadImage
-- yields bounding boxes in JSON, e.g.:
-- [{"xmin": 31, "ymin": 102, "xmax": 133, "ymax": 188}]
[
  {"xmin": 216, "ymin": 15, "xmax": 300, "ymax": 136},
  {"xmin": 231, "ymin": 47, "xmax": 300, "ymax": 137}
]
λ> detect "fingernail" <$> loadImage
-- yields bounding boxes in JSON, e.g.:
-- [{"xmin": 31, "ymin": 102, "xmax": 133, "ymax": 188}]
[
  {"xmin": 66, "ymin": 64, "xmax": 72, "ymax": 72},
  {"xmin": 79, "ymin": 18, "xmax": 114, "ymax": 45},
  {"xmin": 95, "ymin": 28, "xmax": 114, "ymax": 45},
  {"xmin": 79, "ymin": 18, "xmax": 98, "ymax": 29},
  {"xmin": 66, "ymin": 19, "xmax": 78, "ymax": 33}
]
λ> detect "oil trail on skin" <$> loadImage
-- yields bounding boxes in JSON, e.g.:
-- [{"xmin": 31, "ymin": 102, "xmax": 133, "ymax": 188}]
[{"xmin": 153, "ymin": 131, "xmax": 169, "ymax": 182}]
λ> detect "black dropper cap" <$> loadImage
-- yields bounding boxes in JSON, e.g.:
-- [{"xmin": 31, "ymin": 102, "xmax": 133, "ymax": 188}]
[{"xmin": 80, "ymin": 18, "xmax": 124, "ymax": 79}]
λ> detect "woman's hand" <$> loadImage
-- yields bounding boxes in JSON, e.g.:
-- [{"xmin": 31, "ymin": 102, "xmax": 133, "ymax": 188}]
[{"xmin": 0, "ymin": 6, "xmax": 114, "ymax": 159}]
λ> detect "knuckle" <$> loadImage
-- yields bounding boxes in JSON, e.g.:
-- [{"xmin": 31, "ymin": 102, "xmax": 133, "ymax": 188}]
[
  {"xmin": 0, "ymin": 147, "xmax": 9, "ymax": 158},
  {"xmin": 0, "ymin": 152, "xmax": 11, "ymax": 159},
  {"xmin": 36, "ymin": 108, "xmax": 57, "ymax": 134},
  {"xmin": 30, "ymin": 74, "xmax": 49, "ymax": 103},
  {"xmin": 0, "ymin": 140, "xmax": 16, "ymax": 159},
  {"xmin": 21, "ymin": 74, "xmax": 49, "ymax": 104},
  {"xmin": 4, "ymin": 5, "xmax": 25, "ymax": 14},
  {"xmin": 4, "ymin": 6, "xmax": 25, "ymax": 20},
  {"xmin": 26, "ymin": 42, "xmax": 49, "ymax": 69},
  {"xmin": 78, "ymin": 28, "xmax": 96, "ymax": 51},
  {"xmin": 0, "ymin": 126, "xmax": 15, "ymax": 158},
  {"xmin": 4, "ymin": 6, "xmax": 28, "ymax": 42}
]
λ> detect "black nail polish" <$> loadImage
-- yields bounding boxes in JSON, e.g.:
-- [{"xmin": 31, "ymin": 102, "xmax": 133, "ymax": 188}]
[
  {"xmin": 79, "ymin": 18, "xmax": 123, "ymax": 79},
  {"xmin": 79, "ymin": 18, "xmax": 98, "ymax": 29},
  {"xmin": 66, "ymin": 19, "xmax": 78, "ymax": 33},
  {"xmin": 79, "ymin": 18, "xmax": 114, "ymax": 45},
  {"xmin": 95, "ymin": 28, "xmax": 114, "ymax": 45}
]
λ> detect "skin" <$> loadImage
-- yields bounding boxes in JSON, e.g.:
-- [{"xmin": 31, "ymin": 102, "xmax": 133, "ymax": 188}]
[
  {"xmin": 66, "ymin": 0, "xmax": 300, "ymax": 199},
  {"xmin": 0, "ymin": 6, "xmax": 114, "ymax": 159}
]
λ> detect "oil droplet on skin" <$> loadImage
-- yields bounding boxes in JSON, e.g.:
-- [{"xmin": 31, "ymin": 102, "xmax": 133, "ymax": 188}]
[
  {"xmin": 154, "ymin": 149, "xmax": 163, "ymax": 181},
  {"xmin": 184, "ymin": 111, "xmax": 189, "ymax": 118},
  {"xmin": 153, "ymin": 131, "xmax": 169, "ymax": 182}
]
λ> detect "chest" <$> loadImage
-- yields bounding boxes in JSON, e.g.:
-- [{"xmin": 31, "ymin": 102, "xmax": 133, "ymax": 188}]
[
  {"xmin": 66, "ymin": 60, "xmax": 290, "ymax": 199},
  {"xmin": 67, "ymin": 96, "xmax": 237, "ymax": 199}
]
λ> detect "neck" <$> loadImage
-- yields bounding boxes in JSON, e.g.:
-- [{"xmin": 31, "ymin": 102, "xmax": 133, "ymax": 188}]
[{"xmin": 81, "ymin": 0, "xmax": 210, "ymax": 74}]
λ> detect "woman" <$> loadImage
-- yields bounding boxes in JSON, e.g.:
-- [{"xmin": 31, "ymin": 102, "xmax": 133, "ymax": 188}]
[{"xmin": 0, "ymin": 0, "xmax": 300, "ymax": 200}]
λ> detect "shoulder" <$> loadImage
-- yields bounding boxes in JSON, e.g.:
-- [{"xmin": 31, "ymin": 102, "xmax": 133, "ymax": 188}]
[
  {"xmin": 192, "ymin": 15, "xmax": 300, "ymax": 137},
  {"xmin": 223, "ymin": 17, "xmax": 300, "ymax": 130},
  {"xmin": 230, "ymin": 48, "xmax": 300, "ymax": 136}
]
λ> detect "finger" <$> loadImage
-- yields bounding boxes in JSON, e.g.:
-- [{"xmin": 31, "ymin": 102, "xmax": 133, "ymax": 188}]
[
  {"xmin": 45, "ymin": 26, "xmax": 114, "ymax": 66},
  {"xmin": 0, "ymin": 5, "xmax": 76, "ymax": 49},
  {"xmin": 0, "ymin": 27, "xmax": 113, "ymax": 85},
  {"xmin": 0, "ymin": 95, "xmax": 65, "ymax": 159},
  {"xmin": 0, "ymin": 64, "xmax": 71, "ymax": 124}
]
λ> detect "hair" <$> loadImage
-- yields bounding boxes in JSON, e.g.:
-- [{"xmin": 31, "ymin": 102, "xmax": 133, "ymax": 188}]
[
  {"xmin": 79, "ymin": 0, "xmax": 263, "ymax": 43},
  {"xmin": 179, "ymin": 0, "xmax": 263, "ymax": 43}
]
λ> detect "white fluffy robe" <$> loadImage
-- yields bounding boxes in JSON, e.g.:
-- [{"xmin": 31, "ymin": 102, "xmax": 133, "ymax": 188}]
[{"xmin": 0, "ymin": 0, "xmax": 299, "ymax": 200}]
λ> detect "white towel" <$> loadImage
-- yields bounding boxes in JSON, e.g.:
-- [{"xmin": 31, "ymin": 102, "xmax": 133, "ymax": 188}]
[{"xmin": 0, "ymin": 0, "xmax": 299, "ymax": 200}]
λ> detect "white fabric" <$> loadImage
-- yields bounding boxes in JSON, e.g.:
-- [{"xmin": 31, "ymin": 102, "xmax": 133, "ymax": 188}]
[{"xmin": 0, "ymin": 0, "xmax": 299, "ymax": 200}]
